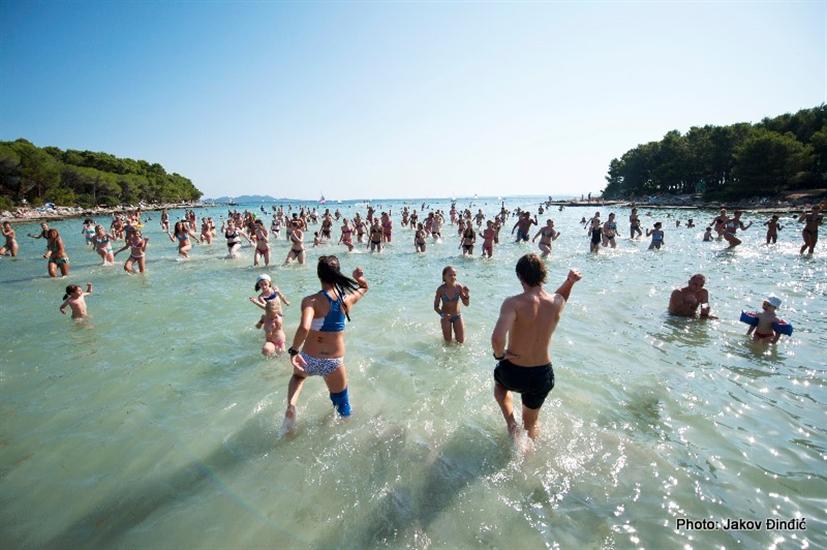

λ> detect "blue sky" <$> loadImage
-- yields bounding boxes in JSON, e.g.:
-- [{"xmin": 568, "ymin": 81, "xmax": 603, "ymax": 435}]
[{"xmin": 1, "ymin": 1, "xmax": 823, "ymax": 200}]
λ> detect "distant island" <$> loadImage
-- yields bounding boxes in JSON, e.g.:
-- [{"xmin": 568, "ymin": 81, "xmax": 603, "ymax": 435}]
[
  {"xmin": 210, "ymin": 194, "xmax": 284, "ymax": 204},
  {"xmin": 0, "ymin": 138, "xmax": 202, "ymax": 210},
  {"xmin": 602, "ymin": 105, "xmax": 826, "ymax": 201}
]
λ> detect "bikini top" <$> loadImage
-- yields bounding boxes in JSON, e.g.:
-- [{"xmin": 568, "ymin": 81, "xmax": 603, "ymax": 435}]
[
  {"xmin": 263, "ymin": 290, "xmax": 280, "ymax": 302},
  {"xmin": 309, "ymin": 291, "xmax": 347, "ymax": 332},
  {"xmin": 94, "ymin": 235, "xmax": 110, "ymax": 245},
  {"xmin": 442, "ymin": 286, "xmax": 461, "ymax": 302}
]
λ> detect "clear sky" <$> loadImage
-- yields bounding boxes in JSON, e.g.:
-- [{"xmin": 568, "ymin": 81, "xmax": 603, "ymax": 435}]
[{"xmin": 1, "ymin": 1, "xmax": 824, "ymax": 200}]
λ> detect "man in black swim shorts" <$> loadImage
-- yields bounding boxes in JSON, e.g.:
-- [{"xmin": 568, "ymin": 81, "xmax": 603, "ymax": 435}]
[{"xmin": 491, "ymin": 253, "xmax": 581, "ymax": 440}]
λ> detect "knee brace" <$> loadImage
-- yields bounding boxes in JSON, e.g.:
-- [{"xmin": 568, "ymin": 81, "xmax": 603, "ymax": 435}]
[{"xmin": 329, "ymin": 387, "xmax": 351, "ymax": 417}]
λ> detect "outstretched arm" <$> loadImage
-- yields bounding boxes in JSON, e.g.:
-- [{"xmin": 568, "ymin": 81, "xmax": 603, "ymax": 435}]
[{"xmin": 554, "ymin": 270, "xmax": 582, "ymax": 302}]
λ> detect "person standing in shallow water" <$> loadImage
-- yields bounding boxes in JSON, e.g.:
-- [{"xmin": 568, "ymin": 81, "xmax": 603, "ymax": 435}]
[
  {"xmin": 434, "ymin": 266, "xmax": 470, "ymax": 343},
  {"xmin": 798, "ymin": 204, "xmax": 823, "ymax": 255},
  {"xmin": 284, "ymin": 256, "xmax": 368, "ymax": 430},
  {"xmin": 491, "ymin": 254, "xmax": 581, "ymax": 441}
]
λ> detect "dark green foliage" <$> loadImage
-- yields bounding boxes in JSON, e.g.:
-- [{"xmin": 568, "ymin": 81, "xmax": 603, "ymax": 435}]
[
  {"xmin": 603, "ymin": 105, "xmax": 826, "ymax": 199},
  {"xmin": 0, "ymin": 140, "xmax": 202, "ymax": 208}
]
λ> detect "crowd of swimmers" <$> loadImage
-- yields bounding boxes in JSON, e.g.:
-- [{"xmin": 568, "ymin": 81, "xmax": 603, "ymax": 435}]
[
  {"xmin": 0, "ymin": 199, "xmax": 823, "ymax": 442},
  {"xmin": 2, "ymin": 201, "xmax": 823, "ymax": 277}
]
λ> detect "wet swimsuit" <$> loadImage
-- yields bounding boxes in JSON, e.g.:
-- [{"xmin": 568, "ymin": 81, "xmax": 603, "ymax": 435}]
[
  {"xmin": 47, "ymin": 240, "xmax": 69, "ymax": 265},
  {"xmin": 299, "ymin": 352, "xmax": 344, "ymax": 377},
  {"xmin": 309, "ymin": 291, "xmax": 347, "ymax": 332},
  {"xmin": 94, "ymin": 235, "xmax": 112, "ymax": 253},
  {"xmin": 591, "ymin": 228, "xmax": 602, "ymax": 244},
  {"xmin": 494, "ymin": 360, "xmax": 555, "ymax": 410}
]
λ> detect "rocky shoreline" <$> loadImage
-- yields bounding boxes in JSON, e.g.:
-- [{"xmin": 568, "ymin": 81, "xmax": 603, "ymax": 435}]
[
  {"xmin": 3, "ymin": 190, "xmax": 825, "ymax": 224},
  {"xmin": 0, "ymin": 202, "xmax": 208, "ymax": 225},
  {"xmin": 550, "ymin": 189, "xmax": 827, "ymax": 213}
]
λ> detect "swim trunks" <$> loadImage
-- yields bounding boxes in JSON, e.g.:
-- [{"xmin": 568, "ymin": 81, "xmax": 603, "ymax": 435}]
[{"xmin": 494, "ymin": 359, "xmax": 554, "ymax": 410}]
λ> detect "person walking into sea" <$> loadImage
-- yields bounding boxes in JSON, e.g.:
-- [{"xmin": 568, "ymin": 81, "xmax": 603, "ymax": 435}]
[
  {"xmin": 339, "ymin": 218, "xmax": 355, "ymax": 252},
  {"xmin": 92, "ymin": 224, "xmax": 115, "ymax": 265},
  {"xmin": 460, "ymin": 220, "xmax": 476, "ymax": 256},
  {"xmin": 723, "ymin": 210, "xmax": 751, "ymax": 248},
  {"xmin": 511, "ymin": 212, "xmax": 537, "ymax": 242},
  {"xmin": 491, "ymin": 254, "xmax": 581, "ymax": 441},
  {"xmin": 480, "ymin": 220, "xmax": 497, "ymax": 258},
  {"xmin": 414, "ymin": 222, "xmax": 428, "ymax": 253},
  {"xmin": 160, "ymin": 209, "xmax": 169, "ymax": 233},
  {"xmin": 369, "ymin": 219, "xmax": 383, "ymax": 253},
  {"xmin": 224, "ymin": 219, "xmax": 251, "ymax": 259},
  {"xmin": 711, "ymin": 208, "xmax": 728, "ymax": 241},
  {"xmin": 764, "ymin": 215, "xmax": 783, "ymax": 245},
  {"xmin": 284, "ymin": 256, "xmax": 369, "ymax": 430},
  {"xmin": 44, "ymin": 228, "xmax": 70, "ymax": 277},
  {"xmin": 252, "ymin": 219, "xmax": 271, "ymax": 266},
  {"xmin": 434, "ymin": 266, "xmax": 470, "ymax": 343},
  {"xmin": 354, "ymin": 214, "xmax": 366, "ymax": 244},
  {"xmin": 114, "ymin": 229, "xmax": 149, "ymax": 273},
  {"xmin": 284, "ymin": 221, "xmax": 306, "ymax": 265},
  {"xmin": 0, "ymin": 221, "xmax": 19, "ymax": 257},
  {"xmin": 381, "ymin": 212, "xmax": 393, "ymax": 243},
  {"xmin": 602, "ymin": 213, "xmax": 620, "ymax": 248},
  {"xmin": 668, "ymin": 274, "xmax": 714, "ymax": 319},
  {"xmin": 646, "ymin": 222, "xmax": 664, "ymax": 250},
  {"xmin": 168, "ymin": 221, "xmax": 200, "ymax": 259},
  {"xmin": 200, "ymin": 217, "xmax": 213, "ymax": 245},
  {"xmin": 588, "ymin": 216, "xmax": 602, "ymax": 253},
  {"xmin": 798, "ymin": 204, "xmax": 823, "ymax": 255},
  {"xmin": 532, "ymin": 219, "xmax": 559, "ymax": 258}
]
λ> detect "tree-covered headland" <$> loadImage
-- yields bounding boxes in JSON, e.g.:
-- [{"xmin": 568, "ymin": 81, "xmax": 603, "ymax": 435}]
[
  {"xmin": 602, "ymin": 105, "xmax": 826, "ymax": 200},
  {"xmin": 0, "ymin": 139, "xmax": 202, "ymax": 211}
]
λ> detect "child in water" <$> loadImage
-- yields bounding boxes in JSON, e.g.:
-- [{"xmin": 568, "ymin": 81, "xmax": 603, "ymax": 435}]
[
  {"xmin": 703, "ymin": 227, "xmax": 713, "ymax": 242},
  {"xmin": 60, "ymin": 282, "xmax": 93, "ymax": 319},
  {"xmin": 646, "ymin": 222, "xmax": 664, "ymax": 250},
  {"xmin": 255, "ymin": 300, "xmax": 286, "ymax": 356},
  {"xmin": 249, "ymin": 273, "xmax": 290, "ymax": 309},
  {"xmin": 764, "ymin": 215, "xmax": 783, "ymax": 244},
  {"xmin": 434, "ymin": 266, "xmax": 470, "ymax": 343},
  {"xmin": 746, "ymin": 296, "xmax": 784, "ymax": 343}
]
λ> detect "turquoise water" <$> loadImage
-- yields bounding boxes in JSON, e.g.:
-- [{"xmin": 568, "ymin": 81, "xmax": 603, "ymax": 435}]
[{"xmin": 1, "ymin": 198, "xmax": 825, "ymax": 548}]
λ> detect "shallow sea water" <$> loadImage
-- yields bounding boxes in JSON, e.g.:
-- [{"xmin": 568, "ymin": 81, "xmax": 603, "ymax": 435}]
[{"xmin": 1, "ymin": 198, "xmax": 825, "ymax": 548}]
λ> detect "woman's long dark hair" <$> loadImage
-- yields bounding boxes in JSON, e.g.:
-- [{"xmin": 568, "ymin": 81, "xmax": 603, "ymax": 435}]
[{"xmin": 317, "ymin": 255, "xmax": 359, "ymax": 321}]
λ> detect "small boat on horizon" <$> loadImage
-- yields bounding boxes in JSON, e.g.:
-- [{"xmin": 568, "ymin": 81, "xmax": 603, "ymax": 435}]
[{"xmin": 319, "ymin": 194, "xmax": 326, "ymax": 205}]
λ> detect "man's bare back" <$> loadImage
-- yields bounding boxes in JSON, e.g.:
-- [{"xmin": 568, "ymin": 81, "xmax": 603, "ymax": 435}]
[{"xmin": 500, "ymin": 290, "xmax": 565, "ymax": 366}]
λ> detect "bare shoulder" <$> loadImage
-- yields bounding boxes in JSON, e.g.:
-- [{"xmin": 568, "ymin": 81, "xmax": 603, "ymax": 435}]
[{"xmin": 301, "ymin": 294, "xmax": 317, "ymax": 309}]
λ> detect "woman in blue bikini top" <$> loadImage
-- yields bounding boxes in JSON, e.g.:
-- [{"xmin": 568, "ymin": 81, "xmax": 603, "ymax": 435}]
[{"xmin": 283, "ymin": 256, "xmax": 369, "ymax": 429}]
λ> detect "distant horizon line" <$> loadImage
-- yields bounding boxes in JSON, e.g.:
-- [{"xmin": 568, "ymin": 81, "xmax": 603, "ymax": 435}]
[{"xmin": 206, "ymin": 193, "xmax": 577, "ymax": 202}]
